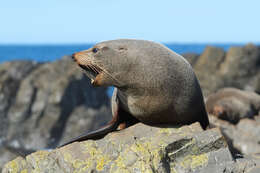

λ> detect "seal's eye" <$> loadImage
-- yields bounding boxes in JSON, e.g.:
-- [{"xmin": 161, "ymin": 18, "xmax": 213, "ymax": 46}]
[{"xmin": 92, "ymin": 48, "xmax": 99, "ymax": 53}]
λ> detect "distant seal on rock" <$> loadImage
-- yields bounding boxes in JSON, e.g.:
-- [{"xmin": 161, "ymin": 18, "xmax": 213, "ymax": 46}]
[
  {"xmin": 60, "ymin": 39, "xmax": 209, "ymax": 146},
  {"xmin": 206, "ymin": 88, "xmax": 260, "ymax": 124}
]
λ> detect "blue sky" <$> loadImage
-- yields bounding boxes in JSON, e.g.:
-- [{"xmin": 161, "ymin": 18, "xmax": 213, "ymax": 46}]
[{"xmin": 0, "ymin": 0, "xmax": 259, "ymax": 44}]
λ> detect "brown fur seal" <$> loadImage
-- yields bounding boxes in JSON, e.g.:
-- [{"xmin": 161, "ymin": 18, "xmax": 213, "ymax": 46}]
[
  {"xmin": 60, "ymin": 39, "xmax": 209, "ymax": 147},
  {"xmin": 206, "ymin": 88, "xmax": 260, "ymax": 124}
]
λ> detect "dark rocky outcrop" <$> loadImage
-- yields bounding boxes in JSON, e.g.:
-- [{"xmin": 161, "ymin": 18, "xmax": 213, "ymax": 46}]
[
  {"xmin": 191, "ymin": 44, "xmax": 260, "ymax": 96},
  {"xmin": 0, "ymin": 56, "xmax": 111, "ymax": 168},
  {"xmin": 189, "ymin": 44, "xmax": 260, "ymax": 160},
  {"xmin": 209, "ymin": 115, "xmax": 260, "ymax": 157},
  {"xmin": 0, "ymin": 61, "xmax": 39, "ymax": 138}
]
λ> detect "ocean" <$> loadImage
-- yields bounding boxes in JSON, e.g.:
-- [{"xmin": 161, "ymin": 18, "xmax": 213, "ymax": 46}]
[{"xmin": 0, "ymin": 43, "xmax": 241, "ymax": 64}]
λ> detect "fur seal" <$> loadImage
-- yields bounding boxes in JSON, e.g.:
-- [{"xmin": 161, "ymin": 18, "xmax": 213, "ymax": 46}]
[
  {"xmin": 206, "ymin": 88, "xmax": 260, "ymax": 124},
  {"xmin": 60, "ymin": 39, "xmax": 209, "ymax": 147}
]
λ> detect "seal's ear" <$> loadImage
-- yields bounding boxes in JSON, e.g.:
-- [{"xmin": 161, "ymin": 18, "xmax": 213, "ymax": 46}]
[{"xmin": 118, "ymin": 47, "xmax": 127, "ymax": 51}]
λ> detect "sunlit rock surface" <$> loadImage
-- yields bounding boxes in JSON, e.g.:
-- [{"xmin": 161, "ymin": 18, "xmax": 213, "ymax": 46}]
[{"xmin": 3, "ymin": 123, "xmax": 259, "ymax": 173}]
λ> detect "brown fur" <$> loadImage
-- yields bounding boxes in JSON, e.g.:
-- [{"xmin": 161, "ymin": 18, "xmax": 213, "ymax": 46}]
[
  {"xmin": 60, "ymin": 39, "xmax": 209, "ymax": 147},
  {"xmin": 206, "ymin": 88, "xmax": 260, "ymax": 124}
]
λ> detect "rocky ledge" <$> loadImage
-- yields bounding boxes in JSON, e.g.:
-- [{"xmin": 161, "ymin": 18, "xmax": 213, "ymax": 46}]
[{"xmin": 3, "ymin": 123, "xmax": 259, "ymax": 173}]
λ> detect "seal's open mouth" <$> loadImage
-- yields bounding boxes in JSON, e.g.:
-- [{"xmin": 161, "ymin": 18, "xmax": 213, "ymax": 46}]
[{"xmin": 79, "ymin": 64, "xmax": 101, "ymax": 84}]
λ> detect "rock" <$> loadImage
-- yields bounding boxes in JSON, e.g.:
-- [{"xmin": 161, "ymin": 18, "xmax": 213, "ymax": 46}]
[
  {"xmin": 206, "ymin": 88, "xmax": 260, "ymax": 124},
  {"xmin": 191, "ymin": 44, "xmax": 260, "ymax": 96},
  {"xmin": 193, "ymin": 46, "xmax": 226, "ymax": 96},
  {"xmin": 219, "ymin": 44, "xmax": 260, "ymax": 77},
  {"xmin": 209, "ymin": 115, "xmax": 260, "ymax": 156},
  {"xmin": 0, "ymin": 61, "xmax": 39, "ymax": 138},
  {"xmin": 233, "ymin": 119, "xmax": 260, "ymax": 155},
  {"xmin": 0, "ymin": 61, "xmax": 40, "ymax": 169},
  {"xmin": 0, "ymin": 57, "xmax": 111, "ymax": 169},
  {"xmin": 218, "ymin": 44, "xmax": 260, "ymax": 93},
  {"xmin": 206, "ymin": 88, "xmax": 260, "ymax": 156},
  {"xmin": 4, "ymin": 122, "xmax": 258, "ymax": 173},
  {"xmin": 242, "ymin": 154, "xmax": 260, "ymax": 173},
  {"xmin": 195, "ymin": 46, "xmax": 226, "ymax": 72},
  {"xmin": 182, "ymin": 53, "xmax": 199, "ymax": 66},
  {"xmin": 0, "ymin": 148, "xmax": 17, "ymax": 172}
]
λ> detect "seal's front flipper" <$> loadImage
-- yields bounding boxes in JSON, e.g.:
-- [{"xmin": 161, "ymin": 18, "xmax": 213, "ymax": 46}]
[
  {"xmin": 59, "ymin": 88, "xmax": 139, "ymax": 148},
  {"xmin": 58, "ymin": 90, "xmax": 120, "ymax": 148},
  {"xmin": 59, "ymin": 114, "xmax": 120, "ymax": 147}
]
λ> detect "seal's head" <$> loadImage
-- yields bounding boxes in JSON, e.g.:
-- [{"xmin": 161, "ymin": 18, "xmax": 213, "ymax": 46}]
[
  {"xmin": 72, "ymin": 39, "xmax": 187, "ymax": 91},
  {"xmin": 72, "ymin": 41, "xmax": 130, "ymax": 87}
]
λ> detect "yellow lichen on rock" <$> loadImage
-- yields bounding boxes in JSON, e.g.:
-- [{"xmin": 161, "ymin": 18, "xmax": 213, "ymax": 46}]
[
  {"xmin": 129, "ymin": 140, "xmax": 166, "ymax": 172},
  {"xmin": 114, "ymin": 155, "xmax": 125, "ymax": 168},
  {"xmin": 27, "ymin": 150, "xmax": 50, "ymax": 165},
  {"xmin": 110, "ymin": 140, "xmax": 163, "ymax": 173},
  {"xmin": 4, "ymin": 159, "xmax": 19, "ymax": 173},
  {"xmin": 60, "ymin": 141, "xmax": 114, "ymax": 172},
  {"xmin": 20, "ymin": 169, "xmax": 28, "ymax": 173},
  {"xmin": 62, "ymin": 150, "xmax": 90, "ymax": 171},
  {"xmin": 111, "ymin": 155, "xmax": 129, "ymax": 173},
  {"xmin": 63, "ymin": 152, "xmax": 72, "ymax": 163},
  {"xmin": 80, "ymin": 140, "xmax": 97, "ymax": 154},
  {"xmin": 190, "ymin": 154, "xmax": 208, "ymax": 169},
  {"xmin": 2, "ymin": 123, "xmax": 234, "ymax": 173},
  {"xmin": 131, "ymin": 141, "xmax": 151, "ymax": 156},
  {"xmin": 73, "ymin": 141, "xmax": 112, "ymax": 171},
  {"xmin": 180, "ymin": 153, "xmax": 208, "ymax": 170},
  {"xmin": 96, "ymin": 155, "xmax": 111, "ymax": 171},
  {"xmin": 159, "ymin": 128, "xmax": 171, "ymax": 135},
  {"xmin": 3, "ymin": 154, "xmax": 45, "ymax": 173},
  {"xmin": 72, "ymin": 159, "xmax": 86, "ymax": 169}
]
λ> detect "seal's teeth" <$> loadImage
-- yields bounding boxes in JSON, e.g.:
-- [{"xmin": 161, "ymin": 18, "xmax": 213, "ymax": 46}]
[{"xmin": 91, "ymin": 79, "xmax": 94, "ymax": 84}]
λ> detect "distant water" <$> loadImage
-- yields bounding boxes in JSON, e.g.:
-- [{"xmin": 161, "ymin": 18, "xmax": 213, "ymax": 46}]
[
  {"xmin": 0, "ymin": 44, "xmax": 93, "ymax": 63},
  {"xmin": 0, "ymin": 43, "xmax": 242, "ymax": 64},
  {"xmin": 0, "ymin": 43, "xmax": 243, "ymax": 97}
]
